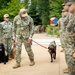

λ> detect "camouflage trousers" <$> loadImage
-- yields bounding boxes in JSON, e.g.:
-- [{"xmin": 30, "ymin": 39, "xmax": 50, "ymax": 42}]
[
  {"xmin": 60, "ymin": 34, "xmax": 64, "ymax": 48},
  {"xmin": 60, "ymin": 33, "xmax": 67, "ymax": 49},
  {"xmin": 16, "ymin": 35, "xmax": 34, "ymax": 63},
  {"xmin": 64, "ymin": 43, "xmax": 75, "ymax": 75},
  {"xmin": 65, "ymin": 54, "xmax": 75, "ymax": 75},
  {"xmin": 2, "ymin": 38, "xmax": 12, "ymax": 56}
]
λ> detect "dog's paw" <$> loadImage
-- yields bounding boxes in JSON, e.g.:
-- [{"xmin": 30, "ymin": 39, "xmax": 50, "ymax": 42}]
[
  {"xmin": 51, "ymin": 60, "xmax": 53, "ymax": 63},
  {"xmin": 54, "ymin": 57, "xmax": 56, "ymax": 59},
  {"xmin": 4, "ymin": 61, "xmax": 6, "ymax": 64}
]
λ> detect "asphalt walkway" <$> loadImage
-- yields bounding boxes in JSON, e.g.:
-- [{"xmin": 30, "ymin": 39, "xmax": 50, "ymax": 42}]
[{"xmin": 0, "ymin": 33, "xmax": 68, "ymax": 75}]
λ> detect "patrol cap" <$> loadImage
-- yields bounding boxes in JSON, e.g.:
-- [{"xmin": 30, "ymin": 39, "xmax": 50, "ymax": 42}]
[
  {"xmin": 19, "ymin": 8, "xmax": 27, "ymax": 14},
  {"xmin": 66, "ymin": 0, "xmax": 75, "ymax": 5},
  {"xmin": 3, "ymin": 14, "xmax": 9, "ymax": 18},
  {"xmin": 62, "ymin": 2, "xmax": 67, "ymax": 6},
  {"xmin": 62, "ymin": 0, "xmax": 69, "ymax": 6},
  {"xmin": 62, "ymin": 9, "xmax": 65, "ymax": 12}
]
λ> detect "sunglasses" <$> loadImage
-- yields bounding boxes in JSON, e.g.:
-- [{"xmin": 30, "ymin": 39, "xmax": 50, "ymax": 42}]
[{"xmin": 6, "ymin": 17, "xmax": 9, "ymax": 18}]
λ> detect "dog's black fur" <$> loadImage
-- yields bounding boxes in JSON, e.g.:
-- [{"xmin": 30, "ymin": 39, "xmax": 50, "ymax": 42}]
[
  {"xmin": 48, "ymin": 41, "xmax": 56, "ymax": 62},
  {"xmin": 0, "ymin": 43, "xmax": 8, "ymax": 64}
]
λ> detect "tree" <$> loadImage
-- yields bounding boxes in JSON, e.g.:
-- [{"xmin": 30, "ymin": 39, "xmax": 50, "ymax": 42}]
[
  {"xmin": 38, "ymin": 0, "xmax": 50, "ymax": 25},
  {"xmin": 28, "ymin": 0, "xmax": 42, "ymax": 25},
  {"xmin": 50, "ymin": 0, "xmax": 64, "ymax": 18},
  {"xmin": 0, "ymin": 0, "xmax": 11, "ymax": 8},
  {"xmin": 0, "ymin": 0, "xmax": 24, "ymax": 21},
  {"xmin": 24, "ymin": 0, "xmax": 28, "ymax": 8}
]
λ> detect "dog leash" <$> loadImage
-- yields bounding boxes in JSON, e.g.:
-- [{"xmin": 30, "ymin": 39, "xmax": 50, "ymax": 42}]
[{"xmin": 32, "ymin": 39, "xmax": 48, "ymax": 49}]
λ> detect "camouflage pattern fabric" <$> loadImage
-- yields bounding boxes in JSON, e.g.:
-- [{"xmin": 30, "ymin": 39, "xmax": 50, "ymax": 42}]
[
  {"xmin": 0, "ymin": 21, "xmax": 13, "ymax": 56},
  {"xmin": 64, "ymin": 13, "xmax": 75, "ymax": 75},
  {"xmin": 58, "ymin": 17, "xmax": 66, "ymax": 48},
  {"xmin": 13, "ymin": 15, "xmax": 34, "ymax": 63}
]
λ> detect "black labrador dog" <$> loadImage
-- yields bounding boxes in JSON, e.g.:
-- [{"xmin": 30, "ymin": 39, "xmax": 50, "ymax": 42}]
[
  {"xmin": 0, "ymin": 43, "xmax": 8, "ymax": 64},
  {"xmin": 48, "ymin": 41, "xmax": 56, "ymax": 62}
]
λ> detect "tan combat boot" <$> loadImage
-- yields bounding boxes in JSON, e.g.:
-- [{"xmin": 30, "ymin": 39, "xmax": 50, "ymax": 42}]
[
  {"xmin": 29, "ymin": 60, "xmax": 35, "ymax": 66},
  {"xmin": 8, "ymin": 57, "xmax": 12, "ymax": 60},
  {"xmin": 60, "ymin": 49, "xmax": 64, "ymax": 52},
  {"xmin": 63, "ymin": 68, "xmax": 68, "ymax": 73},
  {"xmin": 13, "ymin": 62, "xmax": 21, "ymax": 69}
]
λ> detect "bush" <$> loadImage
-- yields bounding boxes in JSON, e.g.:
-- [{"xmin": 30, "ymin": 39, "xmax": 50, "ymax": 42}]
[
  {"xmin": 46, "ymin": 25, "xmax": 60, "ymax": 37},
  {"xmin": 0, "ymin": 0, "xmax": 24, "ymax": 21}
]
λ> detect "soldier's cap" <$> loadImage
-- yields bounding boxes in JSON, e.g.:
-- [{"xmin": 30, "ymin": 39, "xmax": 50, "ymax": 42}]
[
  {"xmin": 66, "ymin": 0, "xmax": 75, "ymax": 6},
  {"xmin": 3, "ymin": 14, "xmax": 9, "ymax": 18},
  {"xmin": 62, "ymin": 0, "xmax": 69, "ymax": 6},
  {"xmin": 62, "ymin": 2, "xmax": 67, "ymax": 6},
  {"xmin": 19, "ymin": 8, "xmax": 27, "ymax": 14},
  {"xmin": 62, "ymin": 9, "xmax": 65, "ymax": 12}
]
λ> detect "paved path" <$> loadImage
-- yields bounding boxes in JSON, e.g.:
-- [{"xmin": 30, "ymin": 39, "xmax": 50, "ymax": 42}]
[
  {"xmin": 0, "ymin": 33, "xmax": 68, "ymax": 75},
  {"xmin": 32, "ymin": 33, "xmax": 60, "ymax": 45}
]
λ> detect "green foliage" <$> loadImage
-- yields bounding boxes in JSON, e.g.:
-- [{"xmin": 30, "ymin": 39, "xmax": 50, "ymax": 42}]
[
  {"xmin": 0, "ymin": 0, "xmax": 24, "ymax": 21},
  {"xmin": 46, "ymin": 25, "xmax": 60, "ymax": 37},
  {"xmin": 28, "ymin": 0, "xmax": 42, "ymax": 25},
  {"xmin": 0, "ymin": 0, "xmax": 63, "ymax": 27},
  {"xmin": 0, "ymin": 0, "xmax": 11, "ymax": 8},
  {"xmin": 24, "ymin": 0, "xmax": 28, "ymax": 8},
  {"xmin": 50, "ymin": 0, "xmax": 64, "ymax": 18},
  {"xmin": 37, "ymin": 0, "xmax": 50, "ymax": 25}
]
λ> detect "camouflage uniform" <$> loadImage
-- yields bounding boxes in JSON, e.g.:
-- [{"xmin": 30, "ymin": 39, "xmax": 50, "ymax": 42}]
[
  {"xmin": 13, "ymin": 15, "xmax": 34, "ymax": 63},
  {"xmin": 58, "ymin": 17, "xmax": 65, "ymax": 49},
  {"xmin": 0, "ymin": 21, "xmax": 13, "ymax": 56},
  {"xmin": 64, "ymin": 13, "xmax": 75, "ymax": 75},
  {"xmin": 63, "ymin": 13, "xmax": 73, "ymax": 50}
]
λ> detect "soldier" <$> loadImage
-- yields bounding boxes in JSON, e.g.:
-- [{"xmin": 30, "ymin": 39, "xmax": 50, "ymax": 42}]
[
  {"xmin": 63, "ymin": 0, "xmax": 75, "ymax": 75},
  {"xmin": 13, "ymin": 8, "xmax": 35, "ymax": 69},
  {"xmin": 61, "ymin": 0, "xmax": 74, "ymax": 73},
  {"xmin": 0, "ymin": 14, "xmax": 13, "ymax": 60},
  {"xmin": 58, "ymin": 10, "xmax": 67, "ymax": 52}
]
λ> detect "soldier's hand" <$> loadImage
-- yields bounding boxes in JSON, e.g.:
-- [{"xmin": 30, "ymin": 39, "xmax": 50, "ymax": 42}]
[
  {"xmin": 13, "ymin": 39, "xmax": 16, "ymax": 47},
  {"xmin": 29, "ymin": 37, "xmax": 32, "ymax": 40},
  {"xmin": 72, "ymin": 52, "xmax": 75, "ymax": 58},
  {"xmin": 13, "ymin": 37, "xmax": 16, "ymax": 45},
  {"xmin": 0, "ymin": 38, "xmax": 2, "ymax": 41},
  {"xmin": 28, "ymin": 37, "xmax": 32, "ymax": 44}
]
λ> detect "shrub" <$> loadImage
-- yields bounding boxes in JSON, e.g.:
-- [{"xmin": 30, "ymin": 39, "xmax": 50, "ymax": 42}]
[{"xmin": 46, "ymin": 25, "xmax": 60, "ymax": 37}]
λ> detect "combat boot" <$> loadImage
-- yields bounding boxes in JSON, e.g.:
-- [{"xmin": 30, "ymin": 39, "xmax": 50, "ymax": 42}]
[
  {"xmin": 63, "ymin": 68, "xmax": 68, "ymax": 73},
  {"xmin": 60, "ymin": 49, "xmax": 64, "ymax": 52},
  {"xmin": 13, "ymin": 62, "xmax": 21, "ymax": 69},
  {"xmin": 29, "ymin": 60, "xmax": 35, "ymax": 66},
  {"xmin": 8, "ymin": 57, "xmax": 12, "ymax": 60}
]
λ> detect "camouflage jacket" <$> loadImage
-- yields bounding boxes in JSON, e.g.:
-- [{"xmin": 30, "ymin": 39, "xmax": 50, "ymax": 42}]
[
  {"xmin": 66, "ymin": 15, "xmax": 75, "ymax": 42},
  {"xmin": 63, "ymin": 12, "xmax": 74, "ymax": 32},
  {"xmin": 13, "ymin": 15, "xmax": 34, "ymax": 38},
  {"xmin": 57, "ymin": 17, "xmax": 64, "ymax": 33},
  {"xmin": 0, "ymin": 21, "xmax": 13, "ymax": 38},
  {"xmin": 65, "ymin": 15, "xmax": 75, "ymax": 55},
  {"xmin": 62, "ymin": 13, "xmax": 74, "ymax": 42}
]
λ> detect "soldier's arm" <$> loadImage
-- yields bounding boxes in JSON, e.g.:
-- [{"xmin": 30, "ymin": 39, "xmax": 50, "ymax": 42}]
[
  {"xmin": 57, "ymin": 20, "xmax": 61, "ymax": 30},
  {"xmin": 66, "ymin": 48, "xmax": 75, "ymax": 56},
  {"xmin": 29, "ymin": 17, "xmax": 35, "ymax": 38},
  {"xmin": 66, "ymin": 16, "xmax": 75, "ymax": 36},
  {"xmin": 11, "ymin": 22, "xmax": 14, "ymax": 39},
  {"xmin": 13, "ymin": 17, "xmax": 17, "ymax": 38},
  {"xmin": 0, "ymin": 23, "xmax": 3, "ymax": 38},
  {"xmin": 57, "ymin": 20, "xmax": 62, "ymax": 33}
]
